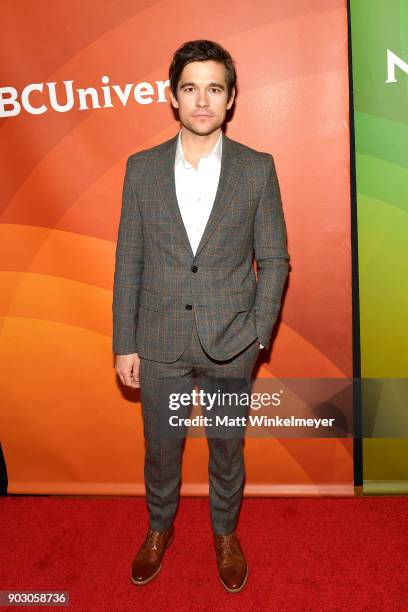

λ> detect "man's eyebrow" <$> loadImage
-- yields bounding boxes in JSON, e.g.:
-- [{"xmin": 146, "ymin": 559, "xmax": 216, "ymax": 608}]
[{"xmin": 179, "ymin": 81, "xmax": 226, "ymax": 90}]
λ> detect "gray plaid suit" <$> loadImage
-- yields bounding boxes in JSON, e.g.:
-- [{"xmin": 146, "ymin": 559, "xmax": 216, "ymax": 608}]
[{"xmin": 112, "ymin": 131, "xmax": 290, "ymax": 533}]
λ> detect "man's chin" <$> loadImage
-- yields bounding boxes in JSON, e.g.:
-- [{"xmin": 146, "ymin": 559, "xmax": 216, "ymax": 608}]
[{"xmin": 182, "ymin": 123, "xmax": 222, "ymax": 137}]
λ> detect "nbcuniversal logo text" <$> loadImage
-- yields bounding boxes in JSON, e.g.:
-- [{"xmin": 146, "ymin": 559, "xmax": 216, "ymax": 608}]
[
  {"xmin": 0, "ymin": 75, "xmax": 170, "ymax": 117},
  {"xmin": 386, "ymin": 49, "xmax": 408, "ymax": 82}
]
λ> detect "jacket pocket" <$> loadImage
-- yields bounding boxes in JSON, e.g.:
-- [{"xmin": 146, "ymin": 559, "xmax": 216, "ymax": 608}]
[
  {"xmin": 201, "ymin": 289, "xmax": 255, "ymax": 313},
  {"xmin": 138, "ymin": 289, "xmax": 180, "ymax": 312}
]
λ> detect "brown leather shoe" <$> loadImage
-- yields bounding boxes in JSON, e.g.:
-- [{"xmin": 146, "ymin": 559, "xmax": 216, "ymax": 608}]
[
  {"xmin": 131, "ymin": 525, "xmax": 174, "ymax": 585},
  {"xmin": 214, "ymin": 531, "xmax": 248, "ymax": 592}
]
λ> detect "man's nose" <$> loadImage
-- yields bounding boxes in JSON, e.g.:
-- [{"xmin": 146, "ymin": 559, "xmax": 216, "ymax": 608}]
[{"xmin": 196, "ymin": 90, "xmax": 209, "ymax": 106}]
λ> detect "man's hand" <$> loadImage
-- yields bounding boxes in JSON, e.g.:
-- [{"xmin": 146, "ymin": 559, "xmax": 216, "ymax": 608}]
[{"xmin": 115, "ymin": 353, "xmax": 140, "ymax": 388}]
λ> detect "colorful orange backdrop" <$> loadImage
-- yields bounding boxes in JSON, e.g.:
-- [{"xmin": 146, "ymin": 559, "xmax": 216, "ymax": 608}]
[{"xmin": 0, "ymin": 0, "xmax": 353, "ymax": 495}]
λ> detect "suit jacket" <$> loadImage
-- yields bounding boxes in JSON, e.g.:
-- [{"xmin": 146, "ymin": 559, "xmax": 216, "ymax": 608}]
[{"xmin": 112, "ymin": 132, "xmax": 290, "ymax": 362}]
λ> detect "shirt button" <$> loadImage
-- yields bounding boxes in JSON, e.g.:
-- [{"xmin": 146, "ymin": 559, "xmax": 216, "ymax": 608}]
[
  {"xmin": 191, "ymin": 265, "xmax": 198, "ymax": 273},
  {"xmin": 197, "ymin": 196, "xmax": 202, "ymax": 202},
  {"xmin": 185, "ymin": 304, "xmax": 192, "ymax": 310}
]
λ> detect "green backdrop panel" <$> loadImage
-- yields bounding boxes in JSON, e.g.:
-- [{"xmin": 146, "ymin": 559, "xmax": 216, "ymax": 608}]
[{"xmin": 350, "ymin": 0, "xmax": 408, "ymax": 491}]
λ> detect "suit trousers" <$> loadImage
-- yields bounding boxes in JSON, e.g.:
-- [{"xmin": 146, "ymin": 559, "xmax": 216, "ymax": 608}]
[{"xmin": 138, "ymin": 316, "xmax": 260, "ymax": 535}]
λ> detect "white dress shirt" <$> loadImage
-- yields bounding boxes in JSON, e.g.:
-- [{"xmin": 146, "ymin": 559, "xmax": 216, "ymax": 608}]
[{"xmin": 174, "ymin": 130, "xmax": 263, "ymax": 349}]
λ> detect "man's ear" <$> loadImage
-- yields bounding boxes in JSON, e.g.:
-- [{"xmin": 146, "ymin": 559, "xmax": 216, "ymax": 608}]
[
  {"xmin": 169, "ymin": 89, "xmax": 179, "ymax": 109},
  {"xmin": 226, "ymin": 87, "xmax": 235, "ymax": 110}
]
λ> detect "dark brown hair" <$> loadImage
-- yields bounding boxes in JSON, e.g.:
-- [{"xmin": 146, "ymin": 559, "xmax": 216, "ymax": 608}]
[{"xmin": 169, "ymin": 39, "xmax": 237, "ymax": 101}]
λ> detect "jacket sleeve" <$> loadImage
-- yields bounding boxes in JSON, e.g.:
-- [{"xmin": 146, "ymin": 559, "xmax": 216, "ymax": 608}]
[
  {"xmin": 112, "ymin": 156, "xmax": 144, "ymax": 355},
  {"xmin": 253, "ymin": 154, "xmax": 290, "ymax": 350}
]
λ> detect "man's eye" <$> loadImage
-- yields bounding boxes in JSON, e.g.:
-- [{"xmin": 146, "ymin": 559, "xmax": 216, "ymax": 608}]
[{"xmin": 210, "ymin": 88, "xmax": 221, "ymax": 93}]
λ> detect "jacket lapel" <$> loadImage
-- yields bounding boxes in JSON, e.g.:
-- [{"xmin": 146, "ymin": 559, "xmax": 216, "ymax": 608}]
[
  {"xmin": 195, "ymin": 134, "xmax": 243, "ymax": 257},
  {"xmin": 155, "ymin": 132, "xmax": 243, "ymax": 259},
  {"xmin": 155, "ymin": 134, "xmax": 194, "ymax": 257}
]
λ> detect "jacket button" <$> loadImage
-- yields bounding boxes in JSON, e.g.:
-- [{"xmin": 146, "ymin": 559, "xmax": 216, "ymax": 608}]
[
  {"xmin": 191, "ymin": 265, "xmax": 198, "ymax": 273},
  {"xmin": 185, "ymin": 304, "xmax": 192, "ymax": 310}
]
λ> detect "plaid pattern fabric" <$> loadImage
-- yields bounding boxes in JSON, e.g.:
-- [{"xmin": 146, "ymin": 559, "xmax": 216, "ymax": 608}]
[
  {"xmin": 112, "ymin": 132, "xmax": 290, "ymax": 361},
  {"xmin": 139, "ymin": 318, "xmax": 261, "ymax": 533}
]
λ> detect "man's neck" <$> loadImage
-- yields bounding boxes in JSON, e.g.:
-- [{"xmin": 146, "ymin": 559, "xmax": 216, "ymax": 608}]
[{"xmin": 180, "ymin": 127, "xmax": 222, "ymax": 169}]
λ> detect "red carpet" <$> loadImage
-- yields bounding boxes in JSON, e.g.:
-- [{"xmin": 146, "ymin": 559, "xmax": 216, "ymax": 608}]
[{"xmin": 1, "ymin": 496, "xmax": 407, "ymax": 611}]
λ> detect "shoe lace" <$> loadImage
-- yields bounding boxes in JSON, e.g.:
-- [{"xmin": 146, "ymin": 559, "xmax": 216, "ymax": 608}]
[
  {"xmin": 217, "ymin": 533, "xmax": 241, "ymax": 556},
  {"xmin": 144, "ymin": 528, "xmax": 163, "ymax": 553}
]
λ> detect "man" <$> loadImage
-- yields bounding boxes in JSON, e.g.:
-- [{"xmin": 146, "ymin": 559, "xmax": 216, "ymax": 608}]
[{"xmin": 113, "ymin": 40, "xmax": 290, "ymax": 592}]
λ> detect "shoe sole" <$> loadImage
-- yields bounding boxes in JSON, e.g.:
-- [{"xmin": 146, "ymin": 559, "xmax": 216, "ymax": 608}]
[
  {"xmin": 130, "ymin": 532, "xmax": 174, "ymax": 586},
  {"xmin": 218, "ymin": 565, "xmax": 248, "ymax": 593}
]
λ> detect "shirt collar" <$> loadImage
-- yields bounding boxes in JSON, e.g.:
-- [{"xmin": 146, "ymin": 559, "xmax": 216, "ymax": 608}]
[{"xmin": 175, "ymin": 130, "xmax": 223, "ymax": 169}]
